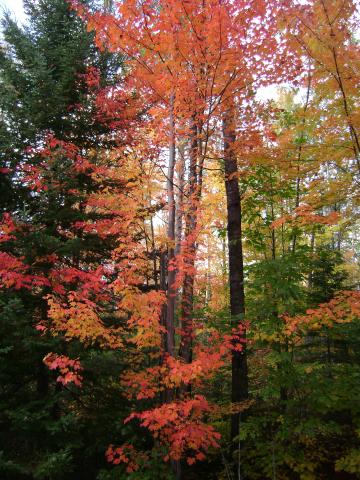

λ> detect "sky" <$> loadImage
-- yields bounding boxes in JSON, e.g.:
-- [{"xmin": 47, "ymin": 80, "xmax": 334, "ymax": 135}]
[
  {"xmin": 0, "ymin": 0, "xmax": 26, "ymax": 23},
  {"xmin": 0, "ymin": 0, "xmax": 280, "ymax": 101}
]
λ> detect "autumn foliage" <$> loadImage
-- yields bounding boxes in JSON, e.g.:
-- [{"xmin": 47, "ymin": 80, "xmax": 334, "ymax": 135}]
[{"xmin": 1, "ymin": 0, "xmax": 360, "ymax": 478}]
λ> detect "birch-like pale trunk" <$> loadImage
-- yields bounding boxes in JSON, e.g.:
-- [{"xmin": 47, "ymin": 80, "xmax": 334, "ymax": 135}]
[
  {"xmin": 179, "ymin": 118, "xmax": 198, "ymax": 365},
  {"xmin": 175, "ymin": 142, "xmax": 185, "ymax": 257},
  {"xmin": 165, "ymin": 93, "xmax": 176, "ymax": 357}
]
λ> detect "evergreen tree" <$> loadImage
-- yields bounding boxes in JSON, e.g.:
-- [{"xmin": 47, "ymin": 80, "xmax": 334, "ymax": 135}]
[{"xmin": 0, "ymin": 2, "xmax": 130, "ymax": 479}]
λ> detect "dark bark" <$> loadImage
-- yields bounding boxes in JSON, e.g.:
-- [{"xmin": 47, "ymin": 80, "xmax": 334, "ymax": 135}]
[{"xmin": 222, "ymin": 108, "xmax": 249, "ymax": 450}]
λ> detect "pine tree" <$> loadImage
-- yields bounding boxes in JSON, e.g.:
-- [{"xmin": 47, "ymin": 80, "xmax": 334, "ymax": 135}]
[{"xmin": 0, "ymin": 2, "xmax": 129, "ymax": 479}]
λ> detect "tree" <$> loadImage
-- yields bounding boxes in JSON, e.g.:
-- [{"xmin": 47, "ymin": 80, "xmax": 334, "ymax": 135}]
[
  {"xmin": 2, "ymin": 0, "xmax": 360, "ymax": 478},
  {"xmin": 0, "ymin": 2, "xmax": 139, "ymax": 478},
  {"xmin": 76, "ymin": 0, "xmax": 301, "ymax": 477}
]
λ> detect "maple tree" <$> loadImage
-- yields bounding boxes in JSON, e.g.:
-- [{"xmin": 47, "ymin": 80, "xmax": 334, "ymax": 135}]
[{"xmin": 74, "ymin": 0, "xmax": 300, "ymax": 463}]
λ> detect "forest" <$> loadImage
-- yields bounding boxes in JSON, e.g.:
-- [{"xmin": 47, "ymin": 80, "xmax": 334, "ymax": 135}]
[{"xmin": 0, "ymin": 0, "xmax": 360, "ymax": 479}]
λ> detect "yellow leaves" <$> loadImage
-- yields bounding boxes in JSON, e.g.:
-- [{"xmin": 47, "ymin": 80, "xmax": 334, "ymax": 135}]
[
  {"xmin": 118, "ymin": 288, "xmax": 165, "ymax": 349},
  {"xmin": 46, "ymin": 293, "xmax": 124, "ymax": 349},
  {"xmin": 336, "ymin": 449, "xmax": 360, "ymax": 475},
  {"xmin": 224, "ymin": 400, "xmax": 255, "ymax": 416},
  {"xmin": 252, "ymin": 330, "xmax": 286, "ymax": 344}
]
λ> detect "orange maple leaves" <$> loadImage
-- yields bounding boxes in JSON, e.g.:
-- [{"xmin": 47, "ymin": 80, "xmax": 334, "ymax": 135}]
[
  {"xmin": 43, "ymin": 352, "xmax": 83, "ymax": 387},
  {"xmin": 283, "ymin": 290, "xmax": 360, "ymax": 336},
  {"xmin": 270, "ymin": 204, "xmax": 340, "ymax": 229}
]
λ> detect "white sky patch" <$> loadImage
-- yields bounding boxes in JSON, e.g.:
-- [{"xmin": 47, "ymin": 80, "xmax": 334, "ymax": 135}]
[
  {"xmin": 256, "ymin": 84, "xmax": 280, "ymax": 102},
  {"xmin": 256, "ymin": 83, "xmax": 310, "ymax": 104},
  {"xmin": 0, "ymin": 0, "xmax": 26, "ymax": 24}
]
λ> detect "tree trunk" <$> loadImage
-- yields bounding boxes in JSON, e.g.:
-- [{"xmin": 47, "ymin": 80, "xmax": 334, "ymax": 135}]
[
  {"xmin": 175, "ymin": 142, "xmax": 185, "ymax": 257},
  {"xmin": 222, "ymin": 107, "xmax": 249, "ymax": 457},
  {"xmin": 165, "ymin": 93, "xmax": 176, "ymax": 357},
  {"xmin": 179, "ymin": 118, "xmax": 198, "ymax": 366},
  {"xmin": 292, "ymin": 68, "xmax": 311, "ymax": 253}
]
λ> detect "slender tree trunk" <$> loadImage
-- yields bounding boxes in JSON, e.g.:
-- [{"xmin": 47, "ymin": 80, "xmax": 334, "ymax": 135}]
[
  {"xmin": 160, "ymin": 249, "xmax": 168, "ymax": 355},
  {"xmin": 222, "ymin": 235, "xmax": 228, "ymax": 279},
  {"xmin": 308, "ymin": 228, "xmax": 316, "ymax": 289},
  {"xmin": 165, "ymin": 93, "xmax": 176, "ymax": 357},
  {"xmin": 270, "ymin": 202, "xmax": 276, "ymax": 261},
  {"xmin": 179, "ymin": 118, "xmax": 198, "ymax": 366},
  {"xmin": 206, "ymin": 239, "xmax": 212, "ymax": 305},
  {"xmin": 175, "ymin": 142, "xmax": 185, "ymax": 257},
  {"xmin": 292, "ymin": 68, "xmax": 311, "ymax": 253},
  {"xmin": 150, "ymin": 216, "xmax": 158, "ymax": 288},
  {"xmin": 222, "ymin": 107, "xmax": 249, "ymax": 460},
  {"xmin": 174, "ymin": 142, "xmax": 185, "ymax": 320}
]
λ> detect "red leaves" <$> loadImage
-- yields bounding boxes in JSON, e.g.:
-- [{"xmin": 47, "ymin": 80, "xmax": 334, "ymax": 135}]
[
  {"xmin": 43, "ymin": 353, "xmax": 83, "ymax": 387},
  {"xmin": 223, "ymin": 322, "xmax": 248, "ymax": 352},
  {"xmin": 19, "ymin": 135, "xmax": 96, "ymax": 193},
  {"xmin": 49, "ymin": 266, "xmax": 108, "ymax": 299},
  {"xmin": 106, "ymin": 444, "xmax": 147, "ymax": 473},
  {"xmin": 121, "ymin": 335, "xmax": 238, "ymax": 401},
  {"xmin": 43, "ymin": 262, "xmax": 128, "ymax": 347},
  {"xmin": 0, "ymin": 213, "xmax": 17, "ymax": 243},
  {"xmin": 0, "ymin": 252, "xmax": 50, "ymax": 291},
  {"xmin": 125, "ymin": 395, "xmax": 221, "ymax": 464},
  {"xmin": 82, "ymin": 66, "xmax": 101, "ymax": 89},
  {"xmin": 120, "ymin": 327, "xmax": 246, "ymax": 465}
]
